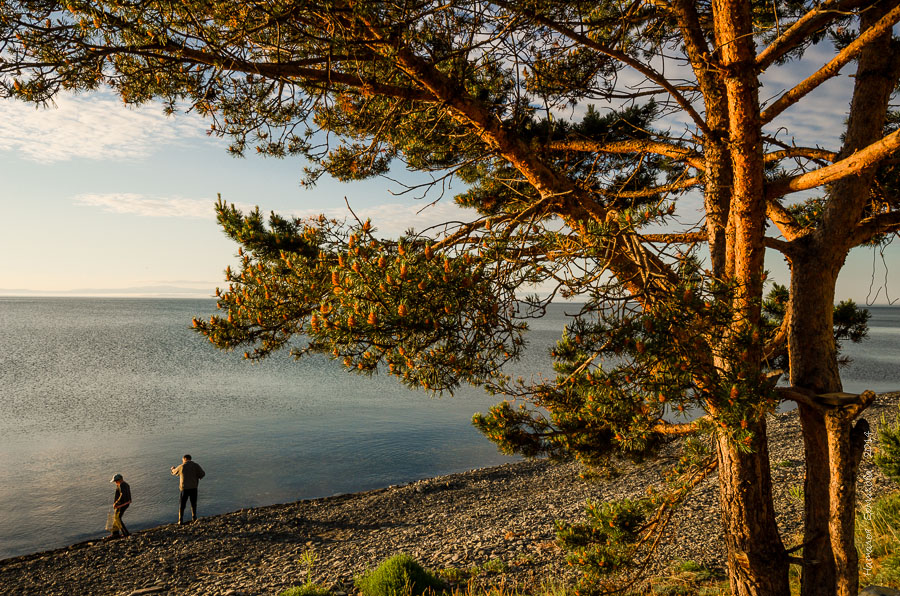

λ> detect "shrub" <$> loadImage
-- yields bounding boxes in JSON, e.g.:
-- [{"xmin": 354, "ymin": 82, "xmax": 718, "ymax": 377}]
[
  {"xmin": 355, "ymin": 553, "xmax": 446, "ymax": 596},
  {"xmin": 279, "ymin": 584, "xmax": 333, "ymax": 596}
]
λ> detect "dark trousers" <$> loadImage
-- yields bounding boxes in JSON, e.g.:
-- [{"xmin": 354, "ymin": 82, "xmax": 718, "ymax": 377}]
[
  {"xmin": 179, "ymin": 488, "xmax": 198, "ymax": 521},
  {"xmin": 112, "ymin": 504, "xmax": 129, "ymax": 536}
]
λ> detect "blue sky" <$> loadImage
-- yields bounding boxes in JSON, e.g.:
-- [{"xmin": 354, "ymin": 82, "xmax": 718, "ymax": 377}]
[
  {"xmin": 0, "ymin": 92, "xmax": 464, "ymax": 296},
  {"xmin": 0, "ymin": 64, "xmax": 897, "ymax": 304}
]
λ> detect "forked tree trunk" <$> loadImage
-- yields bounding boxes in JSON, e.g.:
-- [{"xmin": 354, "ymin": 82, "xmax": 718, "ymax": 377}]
[
  {"xmin": 716, "ymin": 418, "xmax": 790, "ymax": 596},
  {"xmin": 790, "ymin": 248, "xmax": 873, "ymax": 596},
  {"xmin": 790, "ymin": 246, "xmax": 842, "ymax": 596}
]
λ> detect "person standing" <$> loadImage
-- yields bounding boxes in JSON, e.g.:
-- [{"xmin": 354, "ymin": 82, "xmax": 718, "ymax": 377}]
[
  {"xmin": 109, "ymin": 473, "xmax": 131, "ymax": 538},
  {"xmin": 170, "ymin": 454, "xmax": 206, "ymax": 524}
]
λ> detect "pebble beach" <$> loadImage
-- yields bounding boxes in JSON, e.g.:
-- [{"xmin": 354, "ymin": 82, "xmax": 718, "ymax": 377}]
[{"xmin": 2, "ymin": 393, "xmax": 897, "ymax": 596}]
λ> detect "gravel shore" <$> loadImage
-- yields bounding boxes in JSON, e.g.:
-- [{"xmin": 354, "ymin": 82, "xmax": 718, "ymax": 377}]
[{"xmin": 2, "ymin": 393, "xmax": 898, "ymax": 596}]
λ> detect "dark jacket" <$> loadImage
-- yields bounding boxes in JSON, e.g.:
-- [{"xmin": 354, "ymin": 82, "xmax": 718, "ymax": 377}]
[
  {"xmin": 114, "ymin": 481, "xmax": 131, "ymax": 509},
  {"xmin": 172, "ymin": 460, "xmax": 206, "ymax": 490}
]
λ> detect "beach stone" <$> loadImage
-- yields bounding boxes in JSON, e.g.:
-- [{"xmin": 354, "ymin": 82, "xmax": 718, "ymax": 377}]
[
  {"xmin": 861, "ymin": 588, "xmax": 900, "ymax": 596},
  {"xmin": 127, "ymin": 587, "xmax": 167, "ymax": 595}
]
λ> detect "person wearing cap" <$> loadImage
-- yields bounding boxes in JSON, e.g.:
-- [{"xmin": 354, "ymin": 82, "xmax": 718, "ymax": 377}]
[
  {"xmin": 170, "ymin": 454, "xmax": 206, "ymax": 525},
  {"xmin": 109, "ymin": 474, "xmax": 131, "ymax": 538}
]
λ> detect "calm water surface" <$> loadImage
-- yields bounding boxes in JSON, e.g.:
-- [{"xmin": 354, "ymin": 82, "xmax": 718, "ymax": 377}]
[{"xmin": 0, "ymin": 298, "xmax": 896, "ymax": 559}]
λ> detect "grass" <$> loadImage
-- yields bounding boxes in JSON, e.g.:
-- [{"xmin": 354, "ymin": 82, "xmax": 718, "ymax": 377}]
[
  {"xmin": 786, "ymin": 485, "xmax": 804, "ymax": 504},
  {"xmin": 437, "ymin": 557, "xmax": 521, "ymax": 586},
  {"xmin": 279, "ymin": 585, "xmax": 334, "ymax": 596},
  {"xmin": 278, "ymin": 548, "xmax": 334, "ymax": 596},
  {"xmin": 633, "ymin": 560, "xmax": 727, "ymax": 596},
  {"xmin": 858, "ymin": 490, "xmax": 900, "ymax": 587}
]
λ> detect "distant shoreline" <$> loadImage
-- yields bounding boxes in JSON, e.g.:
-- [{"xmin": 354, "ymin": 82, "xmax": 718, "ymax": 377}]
[
  {"xmin": 4, "ymin": 294, "xmax": 900, "ymax": 306},
  {"xmin": 0, "ymin": 291, "xmax": 216, "ymax": 298}
]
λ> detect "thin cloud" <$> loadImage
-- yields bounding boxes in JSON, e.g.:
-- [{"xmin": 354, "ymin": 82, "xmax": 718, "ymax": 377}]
[
  {"xmin": 0, "ymin": 92, "xmax": 209, "ymax": 163},
  {"xmin": 283, "ymin": 200, "xmax": 472, "ymax": 238},
  {"xmin": 74, "ymin": 193, "xmax": 223, "ymax": 218},
  {"xmin": 73, "ymin": 192, "xmax": 469, "ymax": 231}
]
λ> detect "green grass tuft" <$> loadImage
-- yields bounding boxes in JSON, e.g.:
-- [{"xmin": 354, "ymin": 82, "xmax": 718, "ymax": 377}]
[{"xmin": 279, "ymin": 584, "xmax": 333, "ymax": 596}]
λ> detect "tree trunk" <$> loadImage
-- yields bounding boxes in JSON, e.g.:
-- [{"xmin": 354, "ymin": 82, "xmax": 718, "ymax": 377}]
[
  {"xmin": 716, "ymin": 418, "xmax": 790, "ymax": 596},
  {"xmin": 825, "ymin": 410, "xmax": 871, "ymax": 596},
  {"xmin": 788, "ymin": 241, "xmax": 843, "ymax": 596},
  {"xmin": 797, "ymin": 403, "xmax": 836, "ymax": 595},
  {"xmin": 789, "ymin": 242, "xmax": 876, "ymax": 596},
  {"xmin": 710, "ymin": 2, "xmax": 789, "ymax": 593}
]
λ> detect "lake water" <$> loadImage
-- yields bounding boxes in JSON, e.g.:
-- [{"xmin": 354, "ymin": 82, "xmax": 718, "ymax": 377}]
[{"xmin": 0, "ymin": 298, "xmax": 897, "ymax": 559}]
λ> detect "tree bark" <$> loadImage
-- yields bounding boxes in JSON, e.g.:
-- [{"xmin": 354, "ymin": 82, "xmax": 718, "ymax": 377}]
[
  {"xmin": 826, "ymin": 411, "xmax": 865, "ymax": 596},
  {"xmin": 717, "ymin": 419, "xmax": 790, "ymax": 596},
  {"xmin": 797, "ymin": 404, "xmax": 835, "ymax": 596},
  {"xmin": 788, "ymin": 237, "xmax": 842, "ymax": 596},
  {"xmin": 711, "ymin": 2, "xmax": 789, "ymax": 594}
]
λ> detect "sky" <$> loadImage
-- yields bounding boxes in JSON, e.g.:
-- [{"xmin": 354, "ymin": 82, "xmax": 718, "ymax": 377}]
[
  {"xmin": 0, "ymin": 92, "xmax": 466, "ymax": 297},
  {"xmin": 0, "ymin": 46, "xmax": 897, "ymax": 304}
]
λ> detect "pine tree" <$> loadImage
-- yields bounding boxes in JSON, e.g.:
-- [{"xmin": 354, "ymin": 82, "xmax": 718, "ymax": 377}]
[{"xmin": 4, "ymin": 2, "xmax": 900, "ymax": 594}]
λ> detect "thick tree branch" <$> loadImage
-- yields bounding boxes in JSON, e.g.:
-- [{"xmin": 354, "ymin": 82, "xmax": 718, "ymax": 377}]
[
  {"xmin": 361, "ymin": 26, "xmax": 682, "ymax": 300},
  {"xmin": 548, "ymin": 139, "xmax": 705, "ymax": 170},
  {"xmin": 756, "ymin": 0, "xmax": 873, "ymax": 70},
  {"xmin": 669, "ymin": 0, "xmax": 718, "ymax": 97},
  {"xmin": 848, "ymin": 210, "xmax": 900, "ymax": 246},
  {"xmin": 763, "ymin": 301, "xmax": 791, "ymax": 364},
  {"xmin": 776, "ymin": 386, "xmax": 820, "ymax": 409},
  {"xmin": 764, "ymin": 235, "xmax": 795, "ymax": 254},
  {"xmin": 766, "ymin": 199, "xmax": 807, "ymax": 241},
  {"xmin": 764, "ymin": 147, "xmax": 837, "ymax": 164},
  {"xmin": 765, "ymin": 128, "xmax": 900, "ymax": 200},
  {"xmin": 651, "ymin": 419, "xmax": 706, "ymax": 436},
  {"xmin": 149, "ymin": 44, "xmax": 435, "ymax": 102},
  {"xmin": 604, "ymin": 176, "xmax": 702, "ymax": 199},
  {"xmin": 760, "ymin": 2, "xmax": 900, "ymax": 126},
  {"xmin": 640, "ymin": 232, "xmax": 706, "ymax": 243}
]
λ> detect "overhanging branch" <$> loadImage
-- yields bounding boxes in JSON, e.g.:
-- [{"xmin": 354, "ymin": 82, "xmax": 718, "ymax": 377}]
[
  {"xmin": 548, "ymin": 139, "xmax": 705, "ymax": 170},
  {"xmin": 765, "ymin": 128, "xmax": 900, "ymax": 200}
]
